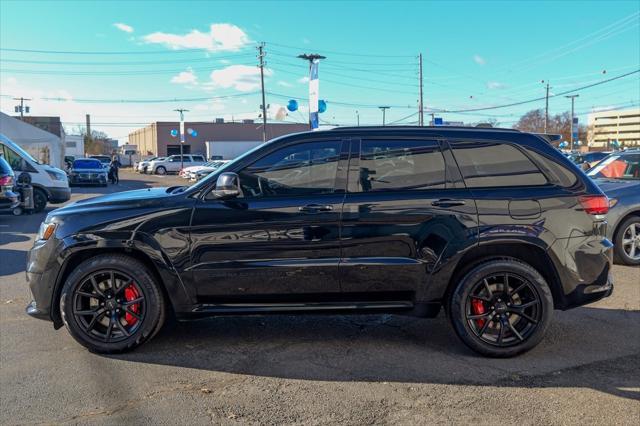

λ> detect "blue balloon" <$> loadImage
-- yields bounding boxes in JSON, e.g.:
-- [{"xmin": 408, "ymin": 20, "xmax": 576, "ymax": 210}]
[
  {"xmin": 287, "ymin": 99, "xmax": 298, "ymax": 112},
  {"xmin": 318, "ymin": 99, "xmax": 327, "ymax": 113},
  {"xmin": 170, "ymin": 129, "xmax": 178, "ymax": 137},
  {"xmin": 191, "ymin": 130, "xmax": 198, "ymax": 137}
]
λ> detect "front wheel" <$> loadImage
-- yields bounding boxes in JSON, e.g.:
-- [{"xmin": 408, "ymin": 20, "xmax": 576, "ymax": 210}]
[
  {"xmin": 155, "ymin": 166, "xmax": 166, "ymax": 175},
  {"xmin": 448, "ymin": 258, "xmax": 553, "ymax": 357},
  {"xmin": 32, "ymin": 188, "xmax": 47, "ymax": 213},
  {"xmin": 60, "ymin": 254, "xmax": 166, "ymax": 353},
  {"xmin": 614, "ymin": 216, "xmax": 640, "ymax": 266}
]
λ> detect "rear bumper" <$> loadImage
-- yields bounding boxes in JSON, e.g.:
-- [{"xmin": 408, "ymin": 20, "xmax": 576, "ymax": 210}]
[{"xmin": 548, "ymin": 236, "xmax": 614, "ymax": 310}]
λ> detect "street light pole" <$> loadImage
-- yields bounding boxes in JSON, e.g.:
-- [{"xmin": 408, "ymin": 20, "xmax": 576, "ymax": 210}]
[
  {"xmin": 379, "ymin": 106, "xmax": 390, "ymax": 126},
  {"xmin": 174, "ymin": 108, "xmax": 189, "ymax": 172},
  {"xmin": 565, "ymin": 94, "xmax": 579, "ymax": 151}
]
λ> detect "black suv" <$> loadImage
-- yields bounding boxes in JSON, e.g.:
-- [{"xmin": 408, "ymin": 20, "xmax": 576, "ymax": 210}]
[{"xmin": 26, "ymin": 127, "xmax": 613, "ymax": 357}]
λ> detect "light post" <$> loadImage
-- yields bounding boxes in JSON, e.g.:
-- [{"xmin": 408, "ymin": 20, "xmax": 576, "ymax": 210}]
[
  {"xmin": 379, "ymin": 106, "xmax": 390, "ymax": 126},
  {"xmin": 174, "ymin": 108, "xmax": 189, "ymax": 171},
  {"xmin": 565, "ymin": 94, "xmax": 579, "ymax": 151}
]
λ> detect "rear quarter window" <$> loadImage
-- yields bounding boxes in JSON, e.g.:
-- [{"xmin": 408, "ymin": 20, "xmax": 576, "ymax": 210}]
[{"xmin": 451, "ymin": 141, "xmax": 548, "ymax": 188}]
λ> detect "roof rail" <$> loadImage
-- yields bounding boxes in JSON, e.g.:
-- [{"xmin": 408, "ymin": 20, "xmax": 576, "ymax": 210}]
[
  {"xmin": 326, "ymin": 125, "xmax": 521, "ymax": 133},
  {"xmin": 534, "ymin": 133, "xmax": 562, "ymax": 143}
]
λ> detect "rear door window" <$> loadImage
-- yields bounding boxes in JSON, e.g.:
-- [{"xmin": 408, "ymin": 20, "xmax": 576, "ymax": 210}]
[
  {"xmin": 451, "ymin": 141, "xmax": 547, "ymax": 188},
  {"xmin": 358, "ymin": 139, "xmax": 445, "ymax": 192}
]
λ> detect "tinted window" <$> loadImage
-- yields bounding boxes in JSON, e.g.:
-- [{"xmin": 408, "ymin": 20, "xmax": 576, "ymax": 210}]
[
  {"xmin": 358, "ymin": 139, "xmax": 445, "ymax": 192},
  {"xmin": 239, "ymin": 141, "xmax": 341, "ymax": 197},
  {"xmin": 452, "ymin": 141, "xmax": 547, "ymax": 187},
  {"xmin": 192, "ymin": 155, "xmax": 205, "ymax": 162}
]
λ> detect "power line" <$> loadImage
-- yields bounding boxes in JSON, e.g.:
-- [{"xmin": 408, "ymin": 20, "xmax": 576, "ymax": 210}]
[
  {"xmin": 0, "ymin": 54, "xmax": 254, "ymax": 66},
  {"xmin": 266, "ymin": 41, "xmax": 416, "ymax": 58},
  {"xmin": 0, "ymin": 92, "xmax": 260, "ymax": 104}
]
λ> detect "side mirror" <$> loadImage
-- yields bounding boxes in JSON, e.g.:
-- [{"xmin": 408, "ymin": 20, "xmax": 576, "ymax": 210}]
[{"xmin": 212, "ymin": 172, "xmax": 240, "ymax": 199}]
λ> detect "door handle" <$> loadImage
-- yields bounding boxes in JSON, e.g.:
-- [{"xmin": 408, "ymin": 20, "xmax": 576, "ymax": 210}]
[
  {"xmin": 299, "ymin": 204, "xmax": 334, "ymax": 213},
  {"xmin": 431, "ymin": 199, "xmax": 466, "ymax": 208}
]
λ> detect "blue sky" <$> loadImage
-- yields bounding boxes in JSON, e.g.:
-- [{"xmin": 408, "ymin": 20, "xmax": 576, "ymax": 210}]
[{"xmin": 1, "ymin": 0, "xmax": 639, "ymax": 142}]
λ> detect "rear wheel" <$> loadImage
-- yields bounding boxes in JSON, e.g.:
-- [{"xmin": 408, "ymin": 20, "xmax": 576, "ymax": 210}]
[
  {"xmin": 32, "ymin": 188, "xmax": 47, "ymax": 213},
  {"xmin": 448, "ymin": 258, "xmax": 553, "ymax": 357},
  {"xmin": 155, "ymin": 166, "xmax": 166, "ymax": 175},
  {"xmin": 60, "ymin": 254, "xmax": 166, "ymax": 353},
  {"xmin": 614, "ymin": 216, "xmax": 640, "ymax": 266}
]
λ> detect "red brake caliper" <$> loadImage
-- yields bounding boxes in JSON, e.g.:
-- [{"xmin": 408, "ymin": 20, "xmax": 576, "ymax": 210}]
[
  {"xmin": 471, "ymin": 298, "xmax": 486, "ymax": 328},
  {"xmin": 123, "ymin": 284, "xmax": 140, "ymax": 326}
]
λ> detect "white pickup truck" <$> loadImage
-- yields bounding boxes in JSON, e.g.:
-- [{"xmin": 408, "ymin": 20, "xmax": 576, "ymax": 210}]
[{"xmin": 147, "ymin": 154, "xmax": 206, "ymax": 175}]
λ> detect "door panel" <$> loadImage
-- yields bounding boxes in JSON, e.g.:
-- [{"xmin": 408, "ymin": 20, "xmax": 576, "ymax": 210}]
[
  {"xmin": 340, "ymin": 138, "xmax": 478, "ymax": 301},
  {"xmin": 189, "ymin": 139, "xmax": 348, "ymax": 301}
]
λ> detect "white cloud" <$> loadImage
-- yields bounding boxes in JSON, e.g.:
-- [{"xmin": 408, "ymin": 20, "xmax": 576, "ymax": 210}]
[
  {"xmin": 486, "ymin": 81, "xmax": 506, "ymax": 90},
  {"xmin": 113, "ymin": 23, "xmax": 134, "ymax": 33},
  {"xmin": 219, "ymin": 59, "xmax": 231, "ymax": 64},
  {"xmin": 170, "ymin": 68, "xmax": 198, "ymax": 85},
  {"xmin": 298, "ymin": 76, "xmax": 309, "ymax": 84},
  {"xmin": 473, "ymin": 54, "xmax": 486, "ymax": 65},
  {"xmin": 207, "ymin": 64, "xmax": 272, "ymax": 92},
  {"xmin": 277, "ymin": 80, "xmax": 292, "ymax": 87},
  {"xmin": 143, "ymin": 23, "xmax": 249, "ymax": 52}
]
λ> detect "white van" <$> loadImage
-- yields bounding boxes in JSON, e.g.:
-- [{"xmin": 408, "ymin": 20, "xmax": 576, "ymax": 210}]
[{"xmin": 0, "ymin": 135, "xmax": 70, "ymax": 212}]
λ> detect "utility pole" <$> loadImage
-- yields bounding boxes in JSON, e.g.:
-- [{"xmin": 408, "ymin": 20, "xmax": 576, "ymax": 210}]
[
  {"xmin": 298, "ymin": 53, "xmax": 326, "ymax": 130},
  {"xmin": 85, "ymin": 113, "xmax": 92, "ymax": 139},
  {"xmin": 379, "ymin": 106, "xmax": 390, "ymax": 126},
  {"xmin": 565, "ymin": 94, "xmax": 579, "ymax": 151},
  {"xmin": 356, "ymin": 110, "xmax": 360, "ymax": 126},
  {"xmin": 13, "ymin": 97, "xmax": 31, "ymax": 119},
  {"xmin": 258, "ymin": 42, "xmax": 268, "ymax": 142},
  {"xmin": 418, "ymin": 53, "xmax": 424, "ymax": 126},
  {"xmin": 542, "ymin": 80, "xmax": 550, "ymax": 133},
  {"xmin": 174, "ymin": 108, "xmax": 189, "ymax": 171}
]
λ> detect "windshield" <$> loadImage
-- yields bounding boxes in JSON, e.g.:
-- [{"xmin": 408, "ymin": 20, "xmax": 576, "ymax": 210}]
[
  {"xmin": 588, "ymin": 153, "xmax": 640, "ymax": 180},
  {"xmin": 1, "ymin": 136, "xmax": 41, "ymax": 164},
  {"xmin": 73, "ymin": 159, "xmax": 102, "ymax": 169}
]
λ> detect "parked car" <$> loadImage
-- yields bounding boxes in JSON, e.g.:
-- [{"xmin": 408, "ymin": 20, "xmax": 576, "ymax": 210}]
[
  {"xmin": 0, "ymin": 134, "xmax": 70, "ymax": 212},
  {"xmin": 135, "ymin": 156, "xmax": 164, "ymax": 174},
  {"xmin": 0, "ymin": 154, "xmax": 20, "ymax": 213},
  {"xmin": 68, "ymin": 158, "xmax": 108, "ymax": 187},
  {"xmin": 26, "ymin": 127, "xmax": 613, "ymax": 357},
  {"xmin": 588, "ymin": 150, "xmax": 640, "ymax": 265},
  {"xmin": 147, "ymin": 154, "xmax": 206, "ymax": 175},
  {"xmin": 568, "ymin": 151, "xmax": 610, "ymax": 171},
  {"xmin": 89, "ymin": 155, "xmax": 112, "ymax": 170},
  {"xmin": 182, "ymin": 160, "xmax": 228, "ymax": 180}
]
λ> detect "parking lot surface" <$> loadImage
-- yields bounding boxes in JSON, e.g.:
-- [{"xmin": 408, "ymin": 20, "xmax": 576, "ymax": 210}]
[{"xmin": 1, "ymin": 170, "xmax": 639, "ymax": 425}]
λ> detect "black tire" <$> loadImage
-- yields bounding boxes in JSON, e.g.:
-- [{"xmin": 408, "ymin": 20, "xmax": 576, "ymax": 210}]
[
  {"xmin": 155, "ymin": 166, "xmax": 166, "ymax": 175},
  {"xmin": 448, "ymin": 258, "xmax": 553, "ymax": 357},
  {"xmin": 613, "ymin": 216, "xmax": 640, "ymax": 266},
  {"xmin": 60, "ymin": 254, "xmax": 166, "ymax": 353},
  {"xmin": 32, "ymin": 188, "xmax": 47, "ymax": 213}
]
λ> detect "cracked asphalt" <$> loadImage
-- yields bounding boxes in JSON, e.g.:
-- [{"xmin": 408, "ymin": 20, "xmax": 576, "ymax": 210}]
[{"xmin": 1, "ymin": 170, "xmax": 639, "ymax": 425}]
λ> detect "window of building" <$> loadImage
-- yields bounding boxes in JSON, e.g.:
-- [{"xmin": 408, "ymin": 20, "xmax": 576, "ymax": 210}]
[
  {"xmin": 358, "ymin": 139, "xmax": 445, "ymax": 192},
  {"xmin": 238, "ymin": 141, "xmax": 341, "ymax": 198},
  {"xmin": 451, "ymin": 141, "xmax": 548, "ymax": 188}
]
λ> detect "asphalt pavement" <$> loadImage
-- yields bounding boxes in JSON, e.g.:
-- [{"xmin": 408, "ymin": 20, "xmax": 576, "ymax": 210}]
[{"xmin": 1, "ymin": 170, "xmax": 639, "ymax": 425}]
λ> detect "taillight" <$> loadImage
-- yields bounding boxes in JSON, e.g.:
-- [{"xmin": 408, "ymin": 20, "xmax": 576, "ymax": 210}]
[
  {"xmin": 578, "ymin": 195, "xmax": 609, "ymax": 215},
  {"xmin": 0, "ymin": 175, "xmax": 13, "ymax": 186}
]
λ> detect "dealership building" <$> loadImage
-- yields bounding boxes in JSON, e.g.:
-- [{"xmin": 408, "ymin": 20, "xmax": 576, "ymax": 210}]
[
  {"xmin": 587, "ymin": 107, "xmax": 640, "ymax": 149},
  {"xmin": 128, "ymin": 120, "xmax": 309, "ymax": 159}
]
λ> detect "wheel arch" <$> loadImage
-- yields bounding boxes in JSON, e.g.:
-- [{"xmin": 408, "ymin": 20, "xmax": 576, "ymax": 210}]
[
  {"xmin": 443, "ymin": 241, "xmax": 564, "ymax": 310},
  {"xmin": 612, "ymin": 210, "xmax": 640, "ymax": 239},
  {"xmin": 50, "ymin": 245, "xmax": 185, "ymax": 328}
]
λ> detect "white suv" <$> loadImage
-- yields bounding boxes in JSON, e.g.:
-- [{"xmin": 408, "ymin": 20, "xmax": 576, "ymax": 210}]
[{"xmin": 148, "ymin": 155, "xmax": 206, "ymax": 175}]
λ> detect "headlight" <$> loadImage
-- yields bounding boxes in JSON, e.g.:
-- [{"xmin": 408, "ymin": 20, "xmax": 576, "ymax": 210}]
[
  {"xmin": 46, "ymin": 170, "xmax": 67, "ymax": 181},
  {"xmin": 36, "ymin": 221, "xmax": 57, "ymax": 241}
]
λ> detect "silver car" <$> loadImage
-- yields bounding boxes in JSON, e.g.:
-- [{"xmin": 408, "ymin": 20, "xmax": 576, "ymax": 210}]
[{"xmin": 588, "ymin": 150, "xmax": 640, "ymax": 265}]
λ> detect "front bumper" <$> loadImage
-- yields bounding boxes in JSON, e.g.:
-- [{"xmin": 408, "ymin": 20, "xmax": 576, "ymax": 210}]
[
  {"xmin": 48, "ymin": 186, "xmax": 71, "ymax": 203},
  {"xmin": 25, "ymin": 239, "xmax": 63, "ymax": 327}
]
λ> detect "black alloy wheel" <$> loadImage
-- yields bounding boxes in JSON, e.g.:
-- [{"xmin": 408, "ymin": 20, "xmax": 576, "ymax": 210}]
[
  {"xmin": 465, "ymin": 273, "xmax": 542, "ymax": 347},
  {"xmin": 60, "ymin": 254, "xmax": 166, "ymax": 353},
  {"xmin": 448, "ymin": 258, "xmax": 553, "ymax": 357},
  {"xmin": 71, "ymin": 270, "xmax": 145, "ymax": 343}
]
